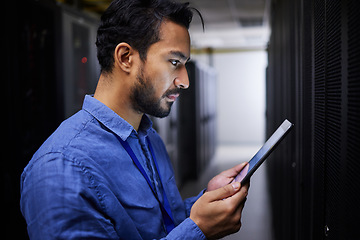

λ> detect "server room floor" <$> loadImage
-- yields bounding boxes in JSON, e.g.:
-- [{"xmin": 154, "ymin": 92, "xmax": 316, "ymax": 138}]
[{"xmin": 180, "ymin": 144, "xmax": 274, "ymax": 240}]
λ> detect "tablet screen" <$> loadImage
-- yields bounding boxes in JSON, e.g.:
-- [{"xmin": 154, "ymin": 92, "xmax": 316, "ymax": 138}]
[{"xmin": 233, "ymin": 119, "xmax": 293, "ymax": 183}]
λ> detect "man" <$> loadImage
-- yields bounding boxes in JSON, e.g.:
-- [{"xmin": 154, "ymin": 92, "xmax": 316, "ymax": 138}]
[{"xmin": 20, "ymin": 0, "xmax": 249, "ymax": 239}]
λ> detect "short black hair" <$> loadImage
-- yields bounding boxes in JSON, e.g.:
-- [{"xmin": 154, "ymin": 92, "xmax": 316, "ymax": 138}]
[{"xmin": 96, "ymin": 0, "xmax": 203, "ymax": 74}]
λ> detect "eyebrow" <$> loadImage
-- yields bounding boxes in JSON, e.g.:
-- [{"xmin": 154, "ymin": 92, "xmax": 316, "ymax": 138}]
[{"xmin": 169, "ymin": 51, "xmax": 190, "ymax": 62}]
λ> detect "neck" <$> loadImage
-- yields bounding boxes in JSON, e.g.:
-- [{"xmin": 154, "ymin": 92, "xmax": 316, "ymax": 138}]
[{"xmin": 94, "ymin": 74, "xmax": 143, "ymax": 131}]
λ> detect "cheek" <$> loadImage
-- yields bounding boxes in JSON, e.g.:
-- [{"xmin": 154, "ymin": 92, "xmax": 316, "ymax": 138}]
[
  {"xmin": 151, "ymin": 69, "xmax": 175, "ymax": 94},
  {"xmin": 143, "ymin": 60, "xmax": 176, "ymax": 94}
]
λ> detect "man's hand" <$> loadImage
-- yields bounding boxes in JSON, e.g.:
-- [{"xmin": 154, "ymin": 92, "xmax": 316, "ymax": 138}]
[
  {"xmin": 206, "ymin": 162, "xmax": 249, "ymax": 192},
  {"xmin": 190, "ymin": 181, "xmax": 249, "ymax": 239}
]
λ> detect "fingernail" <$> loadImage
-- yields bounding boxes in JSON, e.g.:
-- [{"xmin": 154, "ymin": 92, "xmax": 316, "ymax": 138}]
[{"xmin": 232, "ymin": 182, "xmax": 240, "ymax": 191}]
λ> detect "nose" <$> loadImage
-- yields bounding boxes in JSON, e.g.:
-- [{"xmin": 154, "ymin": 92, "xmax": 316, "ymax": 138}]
[{"xmin": 174, "ymin": 67, "xmax": 190, "ymax": 89}]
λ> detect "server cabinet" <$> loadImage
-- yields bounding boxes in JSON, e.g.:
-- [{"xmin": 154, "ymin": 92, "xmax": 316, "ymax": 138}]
[
  {"xmin": 177, "ymin": 61, "xmax": 217, "ymax": 184},
  {"xmin": 267, "ymin": 0, "xmax": 360, "ymax": 240},
  {"xmin": 5, "ymin": 1, "xmax": 100, "ymax": 238},
  {"xmin": 59, "ymin": 6, "xmax": 100, "ymax": 117}
]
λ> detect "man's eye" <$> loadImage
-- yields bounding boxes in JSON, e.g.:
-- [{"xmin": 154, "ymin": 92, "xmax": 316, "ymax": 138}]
[{"xmin": 170, "ymin": 60, "xmax": 180, "ymax": 67}]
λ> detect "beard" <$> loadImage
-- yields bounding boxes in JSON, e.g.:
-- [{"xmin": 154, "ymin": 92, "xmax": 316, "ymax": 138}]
[{"xmin": 130, "ymin": 67, "xmax": 180, "ymax": 118}]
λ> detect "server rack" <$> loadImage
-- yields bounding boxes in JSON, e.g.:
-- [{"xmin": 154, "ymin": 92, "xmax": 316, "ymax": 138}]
[
  {"xmin": 5, "ymin": 1, "xmax": 100, "ymax": 238},
  {"xmin": 59, "ymin": 6, "xmax": 100, "ymax": 118},
  {"xmin": 266, "ymin": 0, "xmax": 360, "ymax": 239},
  {"xmin": 177, "ymin": 61, "xmax": 217, "ymax": 185}
]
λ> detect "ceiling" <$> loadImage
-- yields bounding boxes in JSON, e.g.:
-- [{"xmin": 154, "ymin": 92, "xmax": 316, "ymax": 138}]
[
  {"xmin": 57, "ymin": 0, "xmax": 270, "ymax": 49},
  {"xmin": 182, "ymin": 0, "xmax": 270, "ymax": 49}
]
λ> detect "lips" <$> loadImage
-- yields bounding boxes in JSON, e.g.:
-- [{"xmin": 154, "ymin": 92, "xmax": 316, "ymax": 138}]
[
  {"xmin": 163, "ymin": 88, "xmax": 181, "ymax": 102},
  {"xmin": 166, "ymin": 93, "xmax": 180, "ymax": 101}
]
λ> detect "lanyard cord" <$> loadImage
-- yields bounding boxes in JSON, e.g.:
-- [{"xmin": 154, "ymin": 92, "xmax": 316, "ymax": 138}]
[{"xmin": 116, "ymin": 135, "xmax": 175, "ymax": 233}]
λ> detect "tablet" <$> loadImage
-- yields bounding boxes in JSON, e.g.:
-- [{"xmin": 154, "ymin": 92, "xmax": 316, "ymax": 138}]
[{"xmin": 233, "ymin": 119, "xmax": 294, "ymax": 184}]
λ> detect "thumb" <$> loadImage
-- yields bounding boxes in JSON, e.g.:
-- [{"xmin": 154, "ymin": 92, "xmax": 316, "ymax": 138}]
[{"xmin": 206, "ymin": 182, "xmax": 241, "ymax": 201}]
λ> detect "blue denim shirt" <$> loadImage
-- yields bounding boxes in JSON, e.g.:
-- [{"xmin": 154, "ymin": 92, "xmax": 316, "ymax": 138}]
[{"xmin": 20, "ymin": 95, "xmax": 206, "ymax": 240}]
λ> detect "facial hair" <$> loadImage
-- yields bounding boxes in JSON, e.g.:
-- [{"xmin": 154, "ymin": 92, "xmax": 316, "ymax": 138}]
[{"xmin": 130, "ymin": 67, "xmax": 181, "ymax": 118}]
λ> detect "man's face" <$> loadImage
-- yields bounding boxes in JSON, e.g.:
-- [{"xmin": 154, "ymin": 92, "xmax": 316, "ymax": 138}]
[{"xmin": 130, "ymin": 20, "xmax": 191, "ymax": 118}]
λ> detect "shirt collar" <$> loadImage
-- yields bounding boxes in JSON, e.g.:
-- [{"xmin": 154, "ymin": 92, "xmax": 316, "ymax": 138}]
[{"xmin": 82, "ymin": 95, "xmax": 153, "ymax": 141}]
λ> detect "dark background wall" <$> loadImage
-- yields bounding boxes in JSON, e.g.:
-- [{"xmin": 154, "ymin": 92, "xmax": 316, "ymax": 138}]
[{"xmin": 266, "ymin": 0, "xmax": 360, "ymax": 239}]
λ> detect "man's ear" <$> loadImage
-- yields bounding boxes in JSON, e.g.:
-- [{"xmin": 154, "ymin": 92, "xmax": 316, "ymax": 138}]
[{"xmin": 114, "ymin": 43, "xmax": 135, "ymax": 73}]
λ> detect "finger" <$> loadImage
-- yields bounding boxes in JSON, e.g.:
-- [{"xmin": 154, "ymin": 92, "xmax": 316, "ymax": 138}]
[
  {"xmin": 219, "ymin": 162, "xmax": 249, "ymax": 178},
  {"xmin": 205, "ymin": 182, "xmax": 241, "ymax": 202},
  {"xmin": 242, "ymin": 182, "xmax": 250, "ymax": 190},
  {"xmin": 233, "ymin": 162, "xmax": 249, "ymax": 174},
  {"xmin": 231, "ymin": 196, "xmax": 247, "ymax": 223},
  {"xmin": 226, "ymin": 184, "xmax": 249, "ymax": 206},
  {"xmin": 239, "ymin": 197, "xmax": 247, "ymax": 211}
]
